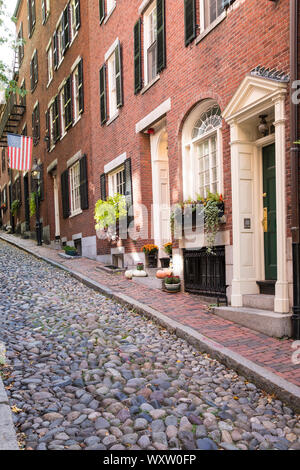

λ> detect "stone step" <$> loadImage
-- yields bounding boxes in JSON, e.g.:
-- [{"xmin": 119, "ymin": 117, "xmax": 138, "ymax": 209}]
[
  {"xmin": 213, "ymin": 306, "xmax": 292, "ymax": 338},
  {"xmin": 243, "ymin": 294, "xmax": 274, "ymax": 311}
]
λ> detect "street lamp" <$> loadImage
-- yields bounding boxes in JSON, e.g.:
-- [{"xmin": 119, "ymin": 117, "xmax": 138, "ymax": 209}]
[{"xmin": 31, "ymin": 159, "xmax": 42, "ymax": 246}]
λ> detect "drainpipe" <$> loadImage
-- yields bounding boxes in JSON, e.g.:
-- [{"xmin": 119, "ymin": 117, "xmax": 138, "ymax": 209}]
[{"xmin": 291, "ymin": 0, "xmax": 300, "ymax": 339}]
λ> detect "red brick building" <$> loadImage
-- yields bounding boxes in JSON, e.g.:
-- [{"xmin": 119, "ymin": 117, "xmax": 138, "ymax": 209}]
[{"xmin": 0, "ymin": 0, "xmax": 298, "ymax": 336}]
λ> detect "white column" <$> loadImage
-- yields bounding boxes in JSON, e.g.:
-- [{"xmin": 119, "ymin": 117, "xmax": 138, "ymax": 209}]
[
  {"xmin": 229, "ymin": 122, "xmax": 243, "ymax": 307},
  {"xmin": 273, "ymin": 95, "xmax": 289, "ymax": 313}
]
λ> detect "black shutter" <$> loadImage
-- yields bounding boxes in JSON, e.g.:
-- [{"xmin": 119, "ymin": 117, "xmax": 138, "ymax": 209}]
[
  {"xmin": 39, "ymin": 164, "xmax": 44, "ymax": 201},
  {"xmin": 75, "ymin": 0, "xmax": 81, "ymax": 30},
  {"xmin": 124, "ymin": 158, "xmax": 134, "ymax": 225},
  {"xmin": 33, "ymin": 50, "xmax": 38, "ymax": 86},
  {"xmin": 115, "ymin": 42, "xmax": 123, "ymax": 108},
  {"xmin": 30, "ymin": 58, "xmax": 34, "ymax": 91},
  {"xmin": 45, "ymin": 110, "xmax": 50, "ymax": 151},
  {"xmin": 53, "ymin": 32, "xmax": 58, "ymax": 69},
  {"xmin": 156, "ymin": 0, "xmax": 166, "ymax": 73},
  {"xmin": 80, "ymin": 154, "xmax": 89, "ymax": 210},
  {"xmin": 222, "ymin": 0, "xmax": 235, "ymax": 9},
  {"xmin": 99, "ymin": 0, "xmax": 105, "ymax": 24},
  {"xmin": 184, "ymin": 0, "xmax": 196, "ymax": 46},
  {"xmin": 31, "ymin": 0, "xmax": 36, "ymax": 27},
  {"xmin": 42, "ymin": 0, "xmax": 46, "ymax": 23},
  {"xmin": 36, "ymin": 103, "xmax": 40, "ymax": 142},
  {"xmin": 32, "ymin": 109, "xmax": 35, "ymax": 141},
  {"xmin": 62, "ymin": 5, "xmax": 70, "ymax": 55},
  {"xmin": 100, "ymin": 173, "xmax": 106, "ymax": 200},
  {"xmin": 99, "ymin": 64, "xmax": 107, "ymax": 125},
  {"xmin": 78, "ymin": 58, "xmax": 84, "ymax": 114},
  {"xmin": 27, "ymin": 0, "xmax": 31, "ymax": 36},
  {"xmin": 134, "ymin": 19, "xmax": 142, "ymax": 94},
  {"xmin": 53, "ymin": 95, "xmax": 60, "ymax": 143},
  {"xmin": 61, "ymin": 169, "xmax": 70, "ymax": 219}
]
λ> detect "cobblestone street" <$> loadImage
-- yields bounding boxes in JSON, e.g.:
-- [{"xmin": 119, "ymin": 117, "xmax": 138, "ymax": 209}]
[{"xmin": 0, "ymin": 240, "xmax": 300, "ymax": 451}]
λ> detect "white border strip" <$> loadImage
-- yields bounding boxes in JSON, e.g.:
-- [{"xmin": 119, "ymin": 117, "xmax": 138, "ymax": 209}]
[
  {"xmin": 135, "ymin": 98, "xmax": 171, "ymax": 133},
  {"xmin": 104, "ymin": 152, "xmax": 127, "ymax": 174}
]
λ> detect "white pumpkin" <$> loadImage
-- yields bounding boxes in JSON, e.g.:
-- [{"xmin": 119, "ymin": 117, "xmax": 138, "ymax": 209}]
[
  {"xmin": 132, "ymin": 269, "xmax": 148, "ymax": 277},
  {"xmin": 125, "ymin": 270, "xmax": 133, "ymax": 279}
]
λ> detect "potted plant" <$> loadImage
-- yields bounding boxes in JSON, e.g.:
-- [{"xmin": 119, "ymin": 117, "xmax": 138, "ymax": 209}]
[
  {"xmin": 0, "ymin": 203, "xmax": 6, "ymax": 211},
  {"xmin": 142, "ymin": 244, "xmax": 158, "ymax": 268},
  {"xmin": 63, "ymin": 245, "xmax": 78, "ymax": 257},
  {"xmin": 94, "ymin": 193, "xmax": 127, "ymax": 242},
  {"xmin": 29, "ymin": 192, "xmax": 37, "ymax": 217},
  {"xmin": 136, "ymin": 262, "xmax": 144, "ymax": 271},
  {"xmin": 204, "ymin": 192, "xmax": 224, "ymax": 254},
  {"xmin": 160, "ymin": 242, "xmax": 172, "ymax": 267},
  {"xmin": 164, "ymin": 275, "xmax": 181, "ymax": 293},
  {"xmin": 11, "ymin": 199, "xmax": 21, "ymax": 217}
]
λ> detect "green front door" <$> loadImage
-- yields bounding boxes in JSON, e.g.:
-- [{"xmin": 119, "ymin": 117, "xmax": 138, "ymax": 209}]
[{"xmin": 263, "ymin": 144, "xmax": 277, "ymax": 280}]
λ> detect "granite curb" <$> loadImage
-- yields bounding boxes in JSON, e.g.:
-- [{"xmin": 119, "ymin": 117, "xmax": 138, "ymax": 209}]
[
  {"xmin": 0, "ymin": 365, "xmax": 19, "ymax": 450},
  {"xmin": 1, "ymin": 234, "xmax": 300, "ymax": 413}
]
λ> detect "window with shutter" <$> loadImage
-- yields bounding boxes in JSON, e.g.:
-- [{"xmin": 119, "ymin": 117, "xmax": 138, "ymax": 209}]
[
  {"xmin": 75, "ymin": 0, "xmax": 81, "ymax": 30},
  {"xmin": 64, "ymin": 77, "xmax": 73, "ymax": 130},
  {"xmin": 18, "ymin": 23, "xmax": 24, "ymax": 66},
  {"xmin": 143, "ymin": 3, "xmax": 158, "ymax": 86},
  {"xmin": 34, "ymin": 51, "xmax": 38, "ymax": 87},
  {"xmin": 184, "ymin": 0, "xmax": 196, "ymax": 46},
  {"xmin": 201, "ymin": 0, "xmax": 224, "ymax": 31},
  {"xmin": 107, "ymin": 49, "xmax": 117, "ymax": 118},
  {"xmin": 124, "ymin": 158, "xmax": 134, "ymax": 226},
  {"xmin": 156, "ymin": 0, "xmax": 165, "ymax": 73},
  {"xmin": 99, "ymin": 0, "xmax": 105, "ymax": 23},
  {"xmin": 69, "ymin": 161, "xmax": 81, "ymax": 215},
  {"xmin": 134, "ymin": 19, "xmax": 142, "ymax": 94},
  {"xmin": 78, "ymin": 59, "xmax": 84, "ymax": 114},
  {"xmin": 99, "ymin": 65, "xmax": 107, "ymax": 125},
  {"xmin": 53, "ymin": 32, "xmax": 58, "ymax": 69},
  {"xmin": 20, "ymin": 80, "xmax": 26, "ymax": 108},
  {"xmin": 47, "ymin": 44, "xmax": 53, "ymax": 84},
  {"xmin": 52, "ymin": 96, "xmax": 61, "ymax": 143},
  {"xmin": 115, "ymin": 42, "xmax": 123, "ymax": 108},
  {"xmin": 42, "ymin": 0, "xmax": 50, "ymax": 25},
  {"xmin": 30, "ymin": 59, "xmax": 34, "ymax": 91},
  {"xmin": 28, "ymin": 0, "xmax": 36, "ymax": 37},
  {"xmin": 61, "ymin": 169, "xmax": 70, "ymax": 219},
  {"xmin": 32, "ymin": 103, "xmax": 40, "ymax": 145},
  {"xmin": 80, "ymin": 154, "xmax": 89, "ymax": 210},
  {"xmin": 62, "ymin": 5, "xmax": 70, "ymax": 55},
  {"xmin": 45, "ymin": 110, "xmax": 50, "ymax": 151}
]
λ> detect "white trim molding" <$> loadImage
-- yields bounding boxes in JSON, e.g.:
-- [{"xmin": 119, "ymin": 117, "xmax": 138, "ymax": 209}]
[
  {"xmin": 104, "ymin": 152, "xmax": 127, "ymax": 174},
  {"xmin": 135, "ymin": 98, "xmax": 171, "ymax": 133},
  {"xmin": 47, "ymin": 159, "xmax": 58, "ymax": 173},
  {"xmin": 105, "ymin": 37, "xmax": 120, "ymax": 62},
  {"xmin": 67, "ymin": 150, "xmax": 82, "ymax": 168},
  {"xmin": 223, "ymin": 75, "xmax": 289, "ymax": 313}
]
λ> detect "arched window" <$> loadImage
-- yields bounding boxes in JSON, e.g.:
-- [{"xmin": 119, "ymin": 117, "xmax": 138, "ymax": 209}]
[{"xmin": 182, "ymin": 100, "xmax": 223, "ymax": 199}]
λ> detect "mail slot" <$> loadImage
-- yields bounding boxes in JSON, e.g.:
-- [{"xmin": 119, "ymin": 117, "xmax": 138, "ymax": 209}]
[{"xmin": 263, "ymin": 207, "xmax": 268, "ymax": 232}]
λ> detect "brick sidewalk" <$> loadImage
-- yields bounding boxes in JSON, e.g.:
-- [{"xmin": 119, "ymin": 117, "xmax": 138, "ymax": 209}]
[{"xmin": 1, "ymin": 233, "xmax": 300, "ymax": 390}]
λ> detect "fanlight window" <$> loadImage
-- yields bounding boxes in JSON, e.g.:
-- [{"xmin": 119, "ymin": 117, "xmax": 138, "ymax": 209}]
[{"xmin": 192, "ymin": 104, "xmax": 222, "ymax": 140}]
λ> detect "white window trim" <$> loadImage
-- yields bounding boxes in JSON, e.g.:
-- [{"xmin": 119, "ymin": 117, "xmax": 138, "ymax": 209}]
[
  {"xmin": 104, "ymin": 0, "xmax": 117, "ymax": 24},
  {"xmin": 135, "ymin": 98, "xmax": 171, "ymax": 133},
  {"xmin": 46, "ymin": 43, "xmax": 53, "ymax": 88},
  {"xmin": 104, "ymin": 37, "xmax": 120, "ymax": 62},
  {"xmin": 143, "ymin": 1, "xmax": 157, "ymax": 86},
  {"xmin": 67, "ymin": 150, "xmax": 82, "ymax": 168},
  {"xmin": 71, "ymin": 55, "xmax": 82, "ymax": 73},
  {"xmin": 104, "ymin": 152, "xmax": 127, "ymax": 174},
  {"xmin": 196, "ymin": 3, "xmax": 226, "ymax": 43},
  {"xmin": 69, "ymin": 160, "xmax": 82, "ymax": 217},
  {"xmin": 108, "ymin": 165, "xmax": 125, "ymax": 197}
]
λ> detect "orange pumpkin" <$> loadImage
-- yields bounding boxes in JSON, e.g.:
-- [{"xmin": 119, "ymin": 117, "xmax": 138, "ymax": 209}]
[{"xmin": 156, "ymin": 269, "xmax": 172, "ymax": 279}]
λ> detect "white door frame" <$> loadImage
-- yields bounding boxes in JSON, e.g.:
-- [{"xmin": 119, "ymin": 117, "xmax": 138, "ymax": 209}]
[
  {"xmin": 150, "ymin": 123, "xmax": 171, "ymax": 258},
  {"xmin": 53, "ymin": 172, "xmax": 60, "ymax": 238},
  {"xmin": 223, "ymin": 75, "xmax": 289, "ymax": 313}
]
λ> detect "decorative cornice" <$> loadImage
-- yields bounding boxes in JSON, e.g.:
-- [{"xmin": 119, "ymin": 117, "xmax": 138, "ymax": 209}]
[{"xmin": 250, "ymin": 66, "xmax": 290, "ymax": 83}]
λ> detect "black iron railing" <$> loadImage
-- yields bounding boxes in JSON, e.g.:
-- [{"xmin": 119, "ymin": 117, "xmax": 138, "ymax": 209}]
[{"xmin": 183, "ymin": 245, "xmax": 227, "ymax": 305}]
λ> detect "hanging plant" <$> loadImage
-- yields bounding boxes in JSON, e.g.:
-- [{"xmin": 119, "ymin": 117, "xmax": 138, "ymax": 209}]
[
  {"xmin": 11, "ymin": 199, "xmax": 21, "ymax": 217},
  {"xmin": 29, "ymin": 192, "xmax": 37, "ymax": 217},
  {"xmin": 94, "ymin": 193, "xmax": 127, "ymax": 241}
]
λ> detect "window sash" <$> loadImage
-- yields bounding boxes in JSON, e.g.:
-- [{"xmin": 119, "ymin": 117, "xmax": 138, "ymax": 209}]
[
  {"xmin": 196, "ymin": 134, "xmax": 218, "ymax": 197},
  {"xmin": 202, "ymin": 0, "xmax": 223, "ymax": 30},
  {"xmin": 108, "ymin": 53, "xmax": 117, "ymax": 117},
  {"xmin": 144, "ymin": 2, "xmax": 158, "ymax": 85},
  {"xmin": 108, "ymin": 166, "xmax": 125, "ymax": 196},
  {"xmin": 69, "ymin": 162, "xmax": 81, "ymax": 214}
]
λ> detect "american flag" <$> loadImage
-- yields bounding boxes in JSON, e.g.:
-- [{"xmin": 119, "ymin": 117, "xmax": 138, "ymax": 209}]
[{"xmin": 7, "ymin": 133, "xmax": 33, "ymax": 171}]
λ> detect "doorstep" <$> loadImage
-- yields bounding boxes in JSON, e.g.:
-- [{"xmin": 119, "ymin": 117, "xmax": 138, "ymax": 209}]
[{"xmin": 214, "ymin": 305, "xmax": 292, "ymax": 338}]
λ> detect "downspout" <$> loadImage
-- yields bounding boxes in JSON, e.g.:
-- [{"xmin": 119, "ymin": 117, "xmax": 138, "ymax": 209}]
[{"xmin": 291, "ymin": 0, "xmax": 300, "ymax": 339}]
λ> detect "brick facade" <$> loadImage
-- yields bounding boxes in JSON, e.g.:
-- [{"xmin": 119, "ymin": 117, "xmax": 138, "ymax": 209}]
[{"xmin": 0, "ymin": 0, "xmax": 297, "ymax": 309}]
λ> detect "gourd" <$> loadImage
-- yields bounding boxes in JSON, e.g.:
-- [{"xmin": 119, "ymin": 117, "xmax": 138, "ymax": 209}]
[{"xmin": 156, "ymin": 269, "xmax": 172, "ymax": 279}]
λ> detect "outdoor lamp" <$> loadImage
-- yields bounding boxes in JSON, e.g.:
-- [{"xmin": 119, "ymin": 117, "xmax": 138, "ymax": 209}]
[{"xmin": 258, "ymin": 115, "xmax": 269, "ymax": 136}]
